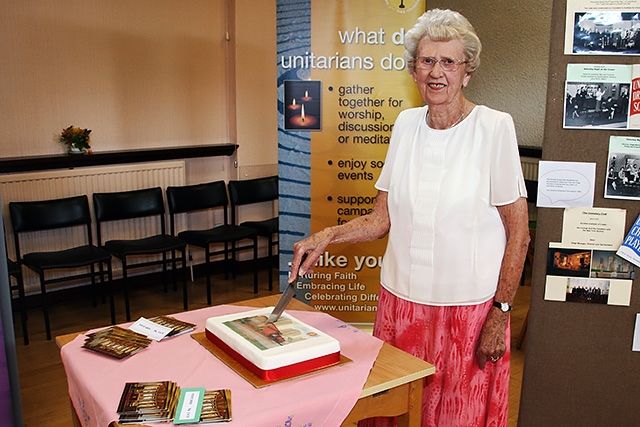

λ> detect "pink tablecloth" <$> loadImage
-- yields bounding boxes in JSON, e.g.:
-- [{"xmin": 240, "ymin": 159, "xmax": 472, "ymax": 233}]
[{"xmin": 61, "ymin": 305, "xmax": 383, "ymax": 427}]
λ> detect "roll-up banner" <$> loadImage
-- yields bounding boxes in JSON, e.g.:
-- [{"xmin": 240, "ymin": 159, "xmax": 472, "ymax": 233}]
[{"xmin": 278, "ymin": 0, "xmax": 425, "ymax": 322}]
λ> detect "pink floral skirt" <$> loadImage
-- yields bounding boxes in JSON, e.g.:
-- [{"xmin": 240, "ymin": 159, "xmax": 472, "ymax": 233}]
[{"xmin": 359, "ymin": 286, "xmax": 510, "ymax": 427}]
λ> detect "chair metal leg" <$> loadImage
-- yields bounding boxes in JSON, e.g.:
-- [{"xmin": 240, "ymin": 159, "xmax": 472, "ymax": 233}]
[
  {"xmin": 181, "ymin": 249, "xmax": 188, "ymax": 311},
  {"xmin": 170, "ymin": 251, "xmax": 177, "ymax": 292},
  {"xmin": 122, "ymin": 261, "xmax": 131, "ymax": 322},
  {"xmin": 106, "ymin": 261, "xmax": 116, "ymax": 325},
  {"xmin": 38, "ymin": 272, "xmax": 51, "ymax": 340},
  {"xmin": 90, "ymin": 264, "xmax": 98, "ymax": 308},
  {"xmin": 98, "ymin": 262, "xmax": 107, "ymax": 305},
  {"xmin": 223, "ymin": 242, "xmax": 230, "ymax": 280},
  {"xmin": 13, "ymin": 271, "xmax": 29, "ymax": 345},
  {"xmin": 267, "ymin": 236, "xmax": 274, "ymax": 291},
  {"xmin": 162, "ymin": 252, "xmax": 169, "ymax": 293},
  {"xmin": 229, "ymin": 243, "xmax": 237, "ymax": 280},
  {"xmin": 205, "ymin": 249, "xmax": 212, "ymax": 306},
  {"xmin": 253, "ymin": 237, "xmax": 258, "ymax": 294}
]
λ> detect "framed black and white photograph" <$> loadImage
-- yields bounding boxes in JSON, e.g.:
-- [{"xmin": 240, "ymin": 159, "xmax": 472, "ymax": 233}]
[
  {"xmin": 572, "ymin": 11, "xmax": 640, "ymax": 55},
  {"xmin": 564, "ymin": 82, "xmax": 630, "ymax": 129},
  {"xmin": 565, "ymin": 1, "xmax": 640, "ymax": 55},
  {"xmin": 605, "ymin": 136, "xmax": 640, "ymax": 200}
]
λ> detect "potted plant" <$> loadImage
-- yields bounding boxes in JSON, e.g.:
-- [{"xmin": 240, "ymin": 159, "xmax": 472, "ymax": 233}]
[{"xmin": 59, "ymin": 125, "xmax": 91, "ymax": 154}]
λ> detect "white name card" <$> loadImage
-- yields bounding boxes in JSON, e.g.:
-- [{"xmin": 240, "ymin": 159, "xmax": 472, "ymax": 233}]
[{"xmin": 129, "ymin": 317, "xmax": 172, "ymax": 341}]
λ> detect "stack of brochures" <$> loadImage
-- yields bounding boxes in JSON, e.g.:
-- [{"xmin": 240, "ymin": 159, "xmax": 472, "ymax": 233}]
[
  {"xmin": 116, "ymin": 382, "xmax": 232, "ymax": 424},
  {"xmin": 117, "ymin": 381, "xmax": 180, "ymax": 424},
  {"xmin": 148, "ymin": 315, "xmax": 196, "ymax": 338},
  {"xmin": 82, "ymin": 326, "xmax": 152, "ymax": 359},
  {"xmin": 83, "ymin": 316, "xmax": 196, "ymax": 359},
  {"xmin": 192, "ymin": 389, "xmax": 232, "ymax": 424},
  {"xmin": 173, "ymin": 387, "xmax": 233, "ymax": 424}
]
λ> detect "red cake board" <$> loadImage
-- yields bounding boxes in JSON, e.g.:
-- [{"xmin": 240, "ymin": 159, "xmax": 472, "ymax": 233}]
[{"xmin": 192, "ymin": 332, "xmax": 349, "ymax": 388}]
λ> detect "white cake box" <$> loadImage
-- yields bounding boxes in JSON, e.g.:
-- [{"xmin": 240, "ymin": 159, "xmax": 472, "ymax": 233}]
[{"xmin": 205, "ymin": 307, "xmax": 341, "ymax": 381}]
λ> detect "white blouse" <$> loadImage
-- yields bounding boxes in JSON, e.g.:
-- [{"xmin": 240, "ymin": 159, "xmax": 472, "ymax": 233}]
[{"xmin": 375, "ymin": 105, "xmax": 526, "ymax": 306}]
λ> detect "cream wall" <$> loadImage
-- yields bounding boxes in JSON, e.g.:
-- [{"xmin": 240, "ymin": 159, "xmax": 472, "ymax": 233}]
[
  {"xmin": 234, "ymin": 1, "xmax": 278, "ymax": 179},
  {"xmin": 0, "ymin": 0, "xmax": 277, "ymax": 182},
  {"xmin": 428, "ymin": 0, "xmax": 552, "ymax": 148},
  {"xmin": 0, "ymin": 2, "xmax": 546, "ymax": 173},
  {"xmin": 1, "ymin": 1, "xmax": 229, "ymax": 157}
]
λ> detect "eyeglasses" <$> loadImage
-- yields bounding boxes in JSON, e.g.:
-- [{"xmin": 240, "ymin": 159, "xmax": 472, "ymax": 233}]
[{"xmin": 414, "ymin": 56, "xmax": 467, "ymax": 72}]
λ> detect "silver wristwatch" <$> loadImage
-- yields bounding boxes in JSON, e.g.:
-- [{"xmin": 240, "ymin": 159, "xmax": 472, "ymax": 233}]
[{"xmin": 493, "ymin": 301, "xmax": 512, "ymax": 312}]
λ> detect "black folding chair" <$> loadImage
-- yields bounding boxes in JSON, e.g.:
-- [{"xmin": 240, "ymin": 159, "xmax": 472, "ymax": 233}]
[
  {"xmin": 167, "ymin": 181, "xmax": 258, "ymax": 305},
  {"xmin": 228, "ymin": 176, "xmax": 278, "ymax": 290},
  {"xmin": 9, "ymin": 195, "xmax": 114, "ymax": 340},
  {"xmin": 93, "ymin": 187, "xmax": 187, "ymax": 321}
]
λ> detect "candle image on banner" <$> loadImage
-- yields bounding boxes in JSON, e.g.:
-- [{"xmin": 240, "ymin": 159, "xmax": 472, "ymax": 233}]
[
  {"xmin": 287, "ymin": 98, "xmax": 301, "ymax": 110},
  {"xmin": 284, "ymin": 80, "xmax": 322, "ymax": 131}
]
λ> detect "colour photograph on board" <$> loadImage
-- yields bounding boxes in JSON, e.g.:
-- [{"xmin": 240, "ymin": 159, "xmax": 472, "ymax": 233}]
[
  {"xmin": 546, "ymin": 247, "xmax": 592, "ymax": 278},
  {"xmin": 565, "ymin": 277, "xmax": 610, "ymax": 304},
  {"xmin": 544, "ymin": 244, "xmax": 634, "ymax": 306}
]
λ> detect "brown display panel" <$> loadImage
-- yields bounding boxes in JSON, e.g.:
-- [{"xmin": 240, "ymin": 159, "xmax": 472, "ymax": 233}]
[{"xmin": 518, "ymin": 1, "xmax": 640, "ymax": 426}]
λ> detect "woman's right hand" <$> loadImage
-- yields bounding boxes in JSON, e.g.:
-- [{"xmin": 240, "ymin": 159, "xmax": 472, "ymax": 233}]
[
  {"xmin": 288, "ymin": 190, "xmax": 390, "ymax": 283},
  {"xmin": 289, "ymin": 227, "xmax": 335, "ymax": 283}
]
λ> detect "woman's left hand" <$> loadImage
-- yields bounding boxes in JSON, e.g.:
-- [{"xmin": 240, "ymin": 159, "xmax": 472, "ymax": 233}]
[
  {"xmin": 475, "ymin": 197, "xmax": 530, "ymax": 369},
  {"xmin": 476, "ymin": 306, "xmax": 509, "ymax": 369}
]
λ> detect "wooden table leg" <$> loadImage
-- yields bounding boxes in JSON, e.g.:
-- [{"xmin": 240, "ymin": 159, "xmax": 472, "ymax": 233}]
[
  {"xmin": 341, "ymin": 378, "xmax": 423, "ymax": 426},
  {"xmin": 70, "ymin": 399, "xmax": 82, "ymax": 427},
  {"xmin": 397, "ymin": 379, "xmax": 423, "ymax": 427}
]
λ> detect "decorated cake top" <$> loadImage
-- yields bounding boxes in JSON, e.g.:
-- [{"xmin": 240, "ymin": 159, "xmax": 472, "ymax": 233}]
[
  {"xmin": 205, "ymin": 307, "xmax": 340, "ymax": 370},
  {"xmin": 223, "ymin": 314, "xmax": 320, "ymax": 351}
]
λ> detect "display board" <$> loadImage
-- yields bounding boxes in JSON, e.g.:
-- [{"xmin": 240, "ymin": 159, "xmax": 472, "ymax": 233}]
[{"xmin": 519, "ymin": 1, "xmax": 640, "ymax": 425}]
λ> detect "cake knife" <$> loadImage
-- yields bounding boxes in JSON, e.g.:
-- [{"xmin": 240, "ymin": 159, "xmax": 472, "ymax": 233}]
[
  {"xmin": 264, "ymin": 282, "xmax": 296, "ymax": 325},
  {"xmin": 265, "ymin": 257, "xmax": 308, "ymax": 324}
]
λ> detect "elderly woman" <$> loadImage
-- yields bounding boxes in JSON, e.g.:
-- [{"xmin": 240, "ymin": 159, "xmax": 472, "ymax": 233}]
[{"xmin": 290, "ymin": 9, "xmax": 529, "ymax": 426}]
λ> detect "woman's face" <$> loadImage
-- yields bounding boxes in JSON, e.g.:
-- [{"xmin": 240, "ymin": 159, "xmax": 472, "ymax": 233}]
[{"xmin": 412, "ymin": 37, "xmax": 471, "ymax": 108}]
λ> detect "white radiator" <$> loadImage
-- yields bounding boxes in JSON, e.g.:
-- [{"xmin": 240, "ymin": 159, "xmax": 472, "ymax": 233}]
[
  {"xmin": 520, "ymin": 156, "xmax": 539, "ymax": 222},
  {"xmin": 1, "ymin": 161, "xmax": 186, "ymax": 294},
  {"xmin": 521, "ymin": 157, "xmax": 539, "ymax": 181}
]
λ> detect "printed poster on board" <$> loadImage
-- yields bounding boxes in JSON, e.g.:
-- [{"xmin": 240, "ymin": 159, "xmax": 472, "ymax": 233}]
[
  {"xmin": 277, "ymin": 0, "xmax": 425, "ymax": 322},
  {"xmin": 562, "ymin": 64, "xmax": 640, "ymax": 130}
]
